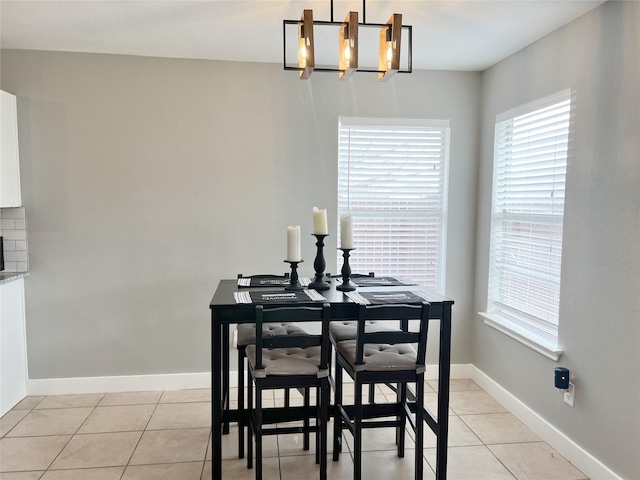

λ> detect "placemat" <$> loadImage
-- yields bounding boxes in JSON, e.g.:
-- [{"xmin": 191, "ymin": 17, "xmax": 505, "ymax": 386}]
[
  {"xmin": 237, "ymin": 276, "xmax": 312, "ymax": 287},
  {"xmin": 345, "ymin": 290, "xmax": 429, "ymax": 305},
  {"xmin": 350, "ymin": 276, "xmax": 418, "ymax": 287},
  {"xmin": 234, "ymin": 289, "xmax": 326, "ymax": 304}
]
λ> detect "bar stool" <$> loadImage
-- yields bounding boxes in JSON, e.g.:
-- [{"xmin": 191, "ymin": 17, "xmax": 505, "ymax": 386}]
[
  {"xmin": 332, "ymin": 302, "xmax": 431, "ymax": 480},
  {"xmin": 329, "ymin": 319, "xmax": 403, "ymax": 405},
  {"xmin": 232, "ymin": 274, "xmax": 311, "ymax": 458},
  {"xmin": 236, "ymin": 319, "xmax": 309, "ymax": 457},
  {"xmin": 246, "ymin": 303, "xmax": 331, "ymax": 480},
  {"xmin": 328, "ymin": 271, "xmax": 402, "ymax": 404}
]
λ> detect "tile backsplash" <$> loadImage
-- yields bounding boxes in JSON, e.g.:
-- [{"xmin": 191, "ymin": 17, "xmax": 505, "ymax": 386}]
[{"xmin": 0, "ymin": 207, "xmax": 28, "ymax": 272}]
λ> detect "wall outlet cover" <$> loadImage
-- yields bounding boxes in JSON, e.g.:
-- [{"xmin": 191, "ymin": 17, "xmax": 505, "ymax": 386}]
[{"xmin": 563, "ymin": 382, "xmax": 575, "ymax": 407}]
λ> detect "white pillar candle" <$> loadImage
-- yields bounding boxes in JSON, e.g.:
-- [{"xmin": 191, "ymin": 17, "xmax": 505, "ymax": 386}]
[
  {"xmin": 312, "ymin": 207, "xmax": 328, "ymax": 235},
  {"xmin": 287, "ymin": 225, "xmax": 301, "ymax": 262},
  {"xmin": 340, "ymin": 214, "xmax": 353, "ymax": 249}
]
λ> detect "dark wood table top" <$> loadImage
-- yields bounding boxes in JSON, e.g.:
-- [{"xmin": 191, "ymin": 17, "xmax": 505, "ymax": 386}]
[{"xmin": 210, "ymin": 277, "xmax": 453, "ymax": 324}]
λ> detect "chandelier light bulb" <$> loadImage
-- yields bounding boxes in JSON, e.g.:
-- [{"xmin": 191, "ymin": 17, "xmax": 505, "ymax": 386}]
[{"xmin": 299, "ymin": 44, "xmax": 307, "ymax": 67}]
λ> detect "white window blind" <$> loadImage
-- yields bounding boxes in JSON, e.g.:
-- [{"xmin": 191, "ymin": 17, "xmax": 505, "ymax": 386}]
[
  {"xmin": 483, "ymin": 90, "xmax": 572, "ymax": 358},
  {"xmin": 338, "ymin": 117, "xmax": 450, "ymax": 292}
]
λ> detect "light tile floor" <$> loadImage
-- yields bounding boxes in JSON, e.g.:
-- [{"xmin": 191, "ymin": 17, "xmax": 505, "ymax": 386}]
[{"xmin": 0, "ymin": 380, "xmax": 588, "ymax": 480}]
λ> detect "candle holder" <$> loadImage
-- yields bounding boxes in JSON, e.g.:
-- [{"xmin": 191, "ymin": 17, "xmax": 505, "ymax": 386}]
[
  {"xmin": 336, "ymin": 248, "xmax": 356, "ymax": 291},
  {"xmin": 284, "ymin": 260, "xmax": 304, "ymax": 291},
  {"xmin": 309, "ymin": 234, "xmax": 330, "ymax": 291}
]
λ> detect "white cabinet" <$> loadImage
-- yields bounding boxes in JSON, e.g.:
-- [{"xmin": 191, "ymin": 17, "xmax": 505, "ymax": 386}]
[
  {"xmin": 1, "ymin": 89, "xmax": 22, "ymax": 207},
  {"xmin": 0, "ymin": 278, "xmax": 28, "ymax": 416}
]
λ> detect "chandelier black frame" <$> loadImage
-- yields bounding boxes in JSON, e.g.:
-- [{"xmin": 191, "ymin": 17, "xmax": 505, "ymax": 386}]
[{"xmin": 283, "ymin": 0, "xmax": 413, "ymax": 81}]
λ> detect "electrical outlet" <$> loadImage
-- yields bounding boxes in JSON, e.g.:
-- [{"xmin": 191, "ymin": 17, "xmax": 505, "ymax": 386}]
[{"xmin": 563, "ymin": 382, "xmax": 575, "ymax": 407}]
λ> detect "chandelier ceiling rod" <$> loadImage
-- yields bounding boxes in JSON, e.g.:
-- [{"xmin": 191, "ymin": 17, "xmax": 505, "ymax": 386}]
[{"xmin": 329, "ymin": 0, "xmax": 368, "ymax": 24}]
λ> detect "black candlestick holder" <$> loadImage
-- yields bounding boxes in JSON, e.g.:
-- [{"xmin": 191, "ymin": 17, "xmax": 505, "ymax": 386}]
[
  {"xmin": 284, "ymin": 259, "xmax": 304, "ymax": 291},
  {"xmin": 336, "ymin": 248, "xmax": 356, "ymax": 291},
  {"xmin": 309, "ymin": 234, "xmax": 330, "ymax": 291}
]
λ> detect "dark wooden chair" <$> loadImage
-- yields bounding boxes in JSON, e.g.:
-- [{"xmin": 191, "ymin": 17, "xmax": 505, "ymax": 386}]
[
  {"xmin": 246, "ymin": 303, "xmax": 331, "ymax": 480},
  {"xmin": 328, "ymin": 273, "xmax": 400, "ymax": 404},
  {"xmin": 228, "ymin": 274, "xmax": 310, "ymax": 458},
  {"xmin": 329, "ymin": 318, "xmax": 402, "ymax": 405},
  {"xmin": 331, "ymin": 302, "xmax": 431, "ymax": 480}
]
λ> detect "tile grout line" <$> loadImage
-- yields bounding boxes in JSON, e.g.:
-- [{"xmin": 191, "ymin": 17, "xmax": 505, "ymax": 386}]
[
  {"xmin": 118, "ymin": 395, "xmax": 162, "ymax": 479},
  {"xmin": 42, "ymin": 393, "xmax": 106, "ymax": 474}
]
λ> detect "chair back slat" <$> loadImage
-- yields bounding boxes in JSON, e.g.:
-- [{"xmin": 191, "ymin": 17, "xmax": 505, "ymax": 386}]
[
  {"xmin": 361, "ymin": 331, "xmax": 421, "ymax": 345},
  {"xmin": 360, "ymin": 303, "xmax": 423, "ymax": 320},
  {"xmin": 262, "ymin": 306, "xmax": 320, "ymax": 323},
  {"xmin": 262, "ymin": 335, "xmax": 322, "ymax": 349},
  {"xmin": 354, "ymin": 302, "xmax": 431, "ymax": 368},
  {"xmin": 255, "ymin": 304, "xmax": 331, "ymax": 372}
]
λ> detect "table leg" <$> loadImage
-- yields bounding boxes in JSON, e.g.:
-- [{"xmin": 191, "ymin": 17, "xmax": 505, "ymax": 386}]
[
  {"xmin": 222, "ymin": 323, "xmax": 230, "ymax": 434},
  {"xmin": 435, "ymin": 306, "xmax": 452, "ymax": 480},
  {"xmin": 213, "ymin": 313, "xmax": 222, "ymax": 479}
]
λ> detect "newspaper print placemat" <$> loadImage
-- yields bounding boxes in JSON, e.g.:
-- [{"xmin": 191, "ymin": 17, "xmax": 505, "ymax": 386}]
[
  {"xmin": 350, "ymin": 276, "xmax": 418, "ymax": 287},
  {"xmin": 237, "ymin": 276, "xmax": 312, "ymax": 287},
  {"xmin": 344, "ymin": 290, "xmax": 430, "ymax": 305},
  {"xmin": 234, "ymin": 289, "xmax": 326, "ymax": 304}
]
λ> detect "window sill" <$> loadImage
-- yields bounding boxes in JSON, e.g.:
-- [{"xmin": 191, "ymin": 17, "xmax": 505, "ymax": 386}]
[{"xmin": 479, "ymin": 312, "xmax": 563, "ymax": 361}]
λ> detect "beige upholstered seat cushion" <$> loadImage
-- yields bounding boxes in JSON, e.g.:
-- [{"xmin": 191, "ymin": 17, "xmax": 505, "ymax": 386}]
[
  {"xmin": 335, "ymin": 340, "xmax": 419, "ymax": 372},
  {"xmin": 329, "ymin": 320, "xmax": 401, "ymax": 342},
  {"xmin": 245, "ymin": 345, "xmax": 322, "ymax": 377},
  {"xmin": 237, "ymin": 322, "xmax": 307, "ymax": 347}
]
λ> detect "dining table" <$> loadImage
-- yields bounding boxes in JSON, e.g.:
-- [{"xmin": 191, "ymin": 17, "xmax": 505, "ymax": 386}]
[{"xmin": 210, "ymin": 276, "xmax": 454, "ymax": 479}]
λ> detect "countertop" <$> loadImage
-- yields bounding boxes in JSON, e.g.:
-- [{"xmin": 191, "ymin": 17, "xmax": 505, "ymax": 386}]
[{"xmin": 0, "ymin": 272, "xmax": 28, "ymax": 286}]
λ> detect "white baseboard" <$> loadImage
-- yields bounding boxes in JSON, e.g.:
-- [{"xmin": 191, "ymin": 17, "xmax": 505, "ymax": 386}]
[
  {"xmin": 27, "ymin": 372, "xmax": 211, "ymax": 396},
  {"xmin": 470, "ymin": 366, "xmax": 622, "ymax": 480},
  {"xmin": 25, "ymin": 365, "xmax": 474, "ymax": 395}
]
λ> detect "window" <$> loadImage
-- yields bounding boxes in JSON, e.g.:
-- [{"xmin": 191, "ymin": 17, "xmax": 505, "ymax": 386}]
[
  {"xmin": 481, "ymin": 90, "xmax": 572, "ymax": 360},
  {"xmin": 337, "ymin": 117, "xmax": 450, "ymax": 292}
]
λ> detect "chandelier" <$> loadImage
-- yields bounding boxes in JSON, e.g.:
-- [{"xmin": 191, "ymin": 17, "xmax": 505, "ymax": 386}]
[{"xmin": 283, "ymin": 0, "xmax": 412, "ymax": 81}]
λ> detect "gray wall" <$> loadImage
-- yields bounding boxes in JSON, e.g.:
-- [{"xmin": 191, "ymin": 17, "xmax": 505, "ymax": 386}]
[
  {"xmin": 0, "ymin": 52, "xmax": 479, "ymax": 379},
  {"xmin": 473, "ymin": 3, "xmax": 640, "ymax": 479}
]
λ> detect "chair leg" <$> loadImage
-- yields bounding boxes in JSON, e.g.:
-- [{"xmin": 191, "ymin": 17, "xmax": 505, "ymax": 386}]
[
  {"xmin": 368, "ymin": 383, "xmax": 376, "ymax": 404},
  {"xmin": 354, "ymin": 380, "xmax": 363, "ymax": 480},
  {"xmin": 315, "ymin": 386, "xmax": 320, "ymax": 465},
  {"xmin": 303, "ymin": 386, "xmax": 310, "ymax": 451},
  {"xmin": 247, "ymin": 374, "xmax": 253, "ymax": 469},
  {"xmin": 397, "ymin": 382, "xmax": 406, "ymax": 458},
  {"xmin": 238, "ymin": 348, "xmax": 245, "ymax": 458},
  {"xmin": 415, "ymin": 376, "xmax": 425, "ymax": 480},
  {"xmin": 332, "ymin": 361, "xmax": 343, "ymax": 461},
  {"xmin": 395, "ymin": 382, "xmax": 400, "ymax": 447},
  {"xmin": 255, "ymin": 384, "xmax": 263, "ymax": 480},
  {"xmin": 223, "ymin": 324, "xmax": 230, "ymax": 435},
  {"xmin": 319, "ymin": 380, "xmax": 329, "ymax": 480}
]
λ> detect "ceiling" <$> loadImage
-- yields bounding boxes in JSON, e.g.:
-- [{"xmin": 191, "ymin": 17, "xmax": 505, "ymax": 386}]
[{"xmin": 0, "ymin": 0, "xmax": 606, "ymax": 71}]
